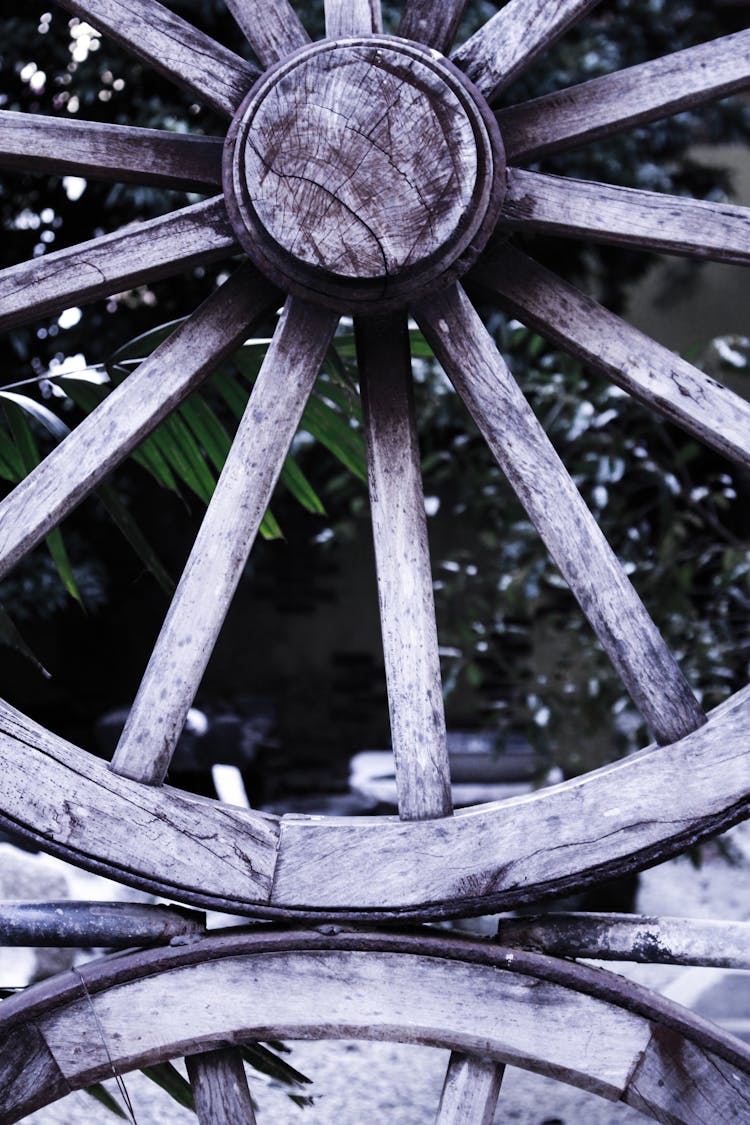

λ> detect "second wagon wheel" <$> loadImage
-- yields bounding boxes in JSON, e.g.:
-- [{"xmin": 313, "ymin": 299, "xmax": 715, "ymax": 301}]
[{"xmin": 1, "ymin": 0, "xmax": 750, "ymax": 1119}]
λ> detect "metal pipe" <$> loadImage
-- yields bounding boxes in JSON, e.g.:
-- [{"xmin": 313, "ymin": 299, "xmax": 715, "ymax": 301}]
[{"xmin": 0, "ymin": 901, "xmax": 205, "ymax": 947}]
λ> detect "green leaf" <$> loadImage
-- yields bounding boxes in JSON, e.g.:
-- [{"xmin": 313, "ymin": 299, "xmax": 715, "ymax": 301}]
[
  {"xmin": 301, "ymin": 397, "xmax": 366, "ymax": 481},
  {"xmin": 178, "ymin": 393, "xmax": 232, "ymax": 474},
  {"xmin": 141, "ymin": 1061, "xmax": 195, "ymax": 1111},
  {"xmin": 240, "ymin": 1043, "xmax": 313, "ymax": 1089},
  {"xmin": 0, "ymin": 390, "xmax": 69, "ymax": 442},
  {"xmin": 280, "ymin": 457, "xmax": 325, "ymax": 515},
  {"xmin": 211, "ymin": 370, "xmax": 250, "ymax": 420},
  {"xmin": 0, "ymin": 605, "xmax": 50, "ymax": 677},
  {"xmin": 260, "ymin": 508, "xmax": 283, "ymax": 540},
  {"xmin": 153, "ymin": 413, "xmax": 216, "ymax": 506},
  {"xmin": 96, "ymin": 483, "xmax": 175, "ymax": 596},
  {"xmin": 108, "ymin": 317, "xmax": 186, "ymax": 371},
  {"xmin": 44, "ymin": 526, "xmax": 83, "ymax": 607},
  {"xmin": 83, "ymin": 1083, "xmax": 128, "ymax": 1120}
]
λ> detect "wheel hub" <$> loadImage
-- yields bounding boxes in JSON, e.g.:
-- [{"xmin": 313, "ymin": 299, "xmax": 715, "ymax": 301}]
[{"xmin": 223, "ymin": 37, "xmax": 506, "ymax": 310}]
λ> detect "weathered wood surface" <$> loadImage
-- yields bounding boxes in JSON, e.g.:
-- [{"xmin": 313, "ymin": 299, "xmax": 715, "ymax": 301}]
[
  {"xmin": 273, "ymin": 684, "xmax": 750, "ymax": 914},
  {"xmin": 414, "ymin": 283, "xmax": 704, "ymax": 747},
  {"xmin": 0, "ymin": 112, "xmax": 222, "ymax": 191},
  {"xmin": 357, "ymin": 315, "xmax": 452, "ymax": 820},
  {"xmin": 470, "ymin": 245, "xmax": 750, "ymax": 474},
  {"xmin": 0, "ymin": 195, "xmax": 238, "ymax": 334},
  {"xmin": 500, "ymin": 168, "xmax": 750, "ymax": 265},
  {"xmin": 436, "ymin": 1053, "xmax": 504, "ymax": 1125},
  {"xmin": 0, "ymin": 901, "xmax": 204, "ymax": 948},
  {"xmin": 627, "ymin": 1028, "xmax": 750, "ymax": 1123},
  {"xmin": 54, "ymin": 0, "xmax": 259, "ymax": 118},
  {"xmin": 3, "ymin": 928, "xmax": 750, "ymax": 1124},
  {"xmin": 224, "ymin": 38, "xmax": 503, "ymax": 309},
  {"xmin": 0, "ymin": 1023, "xmax": 70, "ymax": 1122},
  {"xmin": 0, "ymin": 265, "xmax": 278, "ymax": 581},
  {"xmin": 500, "ymin": 913, "xmax": 750, "ymax": 970},
  {"xmin": 325, "ymin": 0, "xmax": 381, "ymax": 36},
  {"xmin": 224, "ymin": 0, "xmax": 309, "ymax": 65},
  {"xmin": 452, "ymin": 0, "xmax": 602, "ymax": 100},
  {"xmin": 186, "ymin": 1049, "xmax": 257, "ymax": 1125},
  {"xmin": 0, "ymin": 698, "xmax": 279, "ymax": 911},
  {"xmin": 111, "ymin": 300, "xmax": 339, "ymax": 785},
  {"xmin": 2, "ymin": 687, "xmax": 750, "ymax": 917},
  {"xmin": 498, "ymin": 30, "xmax": 750, "ymax": 161},
  {"xmin": 397, "ymin": 0, "xmax": 467, "ymax": 53}
]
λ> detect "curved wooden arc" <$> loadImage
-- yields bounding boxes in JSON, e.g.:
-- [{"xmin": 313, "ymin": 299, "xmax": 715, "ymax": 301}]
[
  {"xmin": 0, "ymin": 265, "xmax": 278, "ymax": 582},
  {"xmin": 414, "ymin": 283, "xmax": 704, "ymax": 747},
  {"xmin": 224, "ymin": 0, "xmax": 310, "ymax": 66},
  {"xmin": 452, "ymin": 0, "xmax": 603, "ymax": 101},
  {"xmin": 53, "ymin": 0, "xmax": 259, "ymax": 118},
  {"xmin": 497, "ymin": 30, "xmax": 750, "ymax": 161},
  {"xmin": 470, "ymin": 245, "xmax": 750, "ymax": 475},
  {"xmin": 2, "ymin": 928, "xmax": 750, "ymax": 1124},
  {"xmin": 500, "ymin": 169, "xmax": 750, "ymax": 265},
  {"xmin": 0, "ymin": 112, "xmax": 223, "ymax": 191},
  {"xmin": 0, "ymin": 195, "xmax": 238, "ymax": 334},
  {"xmin": 111, "ymin": 299, "xmax": 339, "ymax": 785},
  {"xmin": 1, "ymin": 684, "xmax": 750, "ymax": 918}
]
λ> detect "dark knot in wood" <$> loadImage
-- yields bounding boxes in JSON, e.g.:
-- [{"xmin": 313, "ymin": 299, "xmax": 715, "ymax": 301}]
[{"xmin": 223, "ymin": 37, "xmax": 505, "ymax": 310}]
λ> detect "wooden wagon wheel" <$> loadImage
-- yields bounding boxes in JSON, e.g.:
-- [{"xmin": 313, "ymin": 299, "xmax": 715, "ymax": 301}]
[
  {"xmin": 1, "ymin": 1, "xmax": 750, "ymax": 1120},
  {"xmin": 1, "ymin": 0, "xmax": 750, "ymax": 918},
  {"xmin": 4, "ymin": 926, "xmax": 750, "ymax": 1124}
]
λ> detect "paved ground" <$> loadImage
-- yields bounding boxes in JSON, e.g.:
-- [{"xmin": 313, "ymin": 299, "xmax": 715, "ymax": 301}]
[{"xmin": 6, "ymin": 822, "xmax": 750, "ymax": 1124}]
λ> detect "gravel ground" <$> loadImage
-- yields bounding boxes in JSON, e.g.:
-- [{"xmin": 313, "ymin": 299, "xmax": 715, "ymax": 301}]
[{"xmin": 10, "ymin": 822, "xmax": 750, "ymax": 1124}]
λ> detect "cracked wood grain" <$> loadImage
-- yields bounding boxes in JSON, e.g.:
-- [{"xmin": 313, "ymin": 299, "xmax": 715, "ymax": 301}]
[
  {"xmin": 111, "ymin": 299, "xmax": 338, "ymax": 786},
  {"xmin": 452, "ymin": 0, "xmax": 603, "ymax": 101},
  {"xmin": 4, "ymin": 928, "xmax": 750, "ymax": 1124},
  {"xmin": 356, "ymin": 315, "xmax": 451, "ymax": 820},
  {"xmin": 500, "ymin": 168, "xmax": 750, "ymax": 264},
  {"xmin": 0, "ymin": 111, "xmax": 223, "ymax": 191},
  {"xmin": 0, "ymin": 195, "xmax": 238, "ymax": 334},
  {"xmin": 224, "ymin": 37, "xmax": 503, "ymax": 309},
  {"xmin": 0, "ymin": 697, "xmax": 279, "ymax": 911},
  {"xmin": 498, "ymin": 30, "xmax": 750, "ymax": 161},
  {"xmin": 187, "ymin": 1049, "xmax": 257, "ymax": 1125},
  {"xmin": 0, "ymin": 264, "xmax": 278, "ymax": 580},
  {"xmin": 415, "ymin": 283, "xmax": 704, "ymax": 747},
  {"xmin": 272, "ymin": 684, "xmax": 750, "ymax": 916},
  {"xmin": 397, "ymin": 0, "xmax": 468, "ymax": 53},
  {"xmin": 471, "ymin": 245, "xmax": 750, "ymax": 475},
  {"xmin": 224, "ymin": 0, "xmax": 309, "ymax": 65},
  {"xmin": 325, "ymin": 0, "xmax": 381, "ymax": 37},
  {"xmin": 54, "ymin": 0, "xmax": 259, "ymax": 118}
]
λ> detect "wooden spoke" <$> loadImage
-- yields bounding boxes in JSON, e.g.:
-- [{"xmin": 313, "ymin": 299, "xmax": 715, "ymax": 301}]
[
  {"xmin": 186, "ymin": 1049, "xmax": 257, "ymax": 1125},
  {"xmin": 0, "ymin": 111, "xmax": 222, "ymax": 191},
  {"xmin": 111, "ymin": 299, "xmax": 338, "ymax": 786},
  {"xmin": 223, "ymin": 0, "xmax": 309, "ymax": 67},
  {"xmin": 397, "ymin": 0, "xmax": 467, "ymax": 52},
  {"xmin": 0, "ymin": 195, "xmax": 238, "ymax": 334},
  {"xmin": 415, "ymin": 284, "xmax": 704, "ymax": 746},
  {"xmin": 471, "ymin": 244, "xmax": 750, "ymax": 474},
  {"xmin": 500, "ymin": 168, "xmax": 750, "ymax": 265},
  {"xmin": 0, "ymin": 264, "xmax": 277, "ymax": 581},
  {"xmin": 498, "ymin": 29, "xmax": 750, "ymax": 161},
  {"xmin": 436, "ymin": 1054, "xmax": 504, "ymax": 1125},
  {"xmin": 54, "ymin": 0, "xmax": 259, "ymax": 118},
  {"xmin": 324, "ymin": 0, "xmax": 382, "ymax": 37},
  {"xmin": 3, "ymin": 927, "xmax": 750, "ymax": 1124},
  {"xmin": 452, "ymin": 0, "xmax": 603, "ymax": 102},
  {"xmin": 356, "ymin": 314, "xmax": 451, "ymax": 820},
  {"xmin": 499, "ymin": 913, "xmax": 750, "ymax": 970}
]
